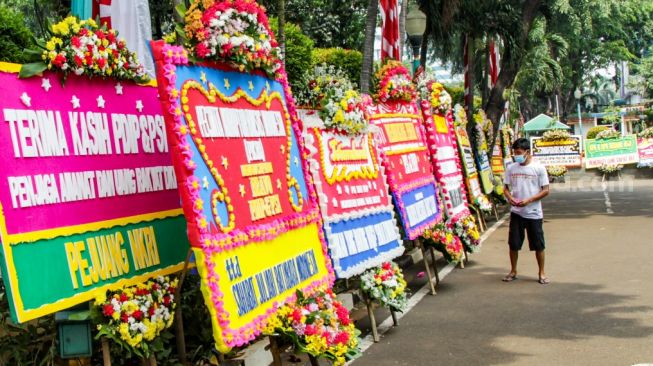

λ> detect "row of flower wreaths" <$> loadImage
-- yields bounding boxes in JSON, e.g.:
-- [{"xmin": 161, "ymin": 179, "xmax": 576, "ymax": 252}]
[{"xmin": 19, "ymin": 3, "xmax": 485, "ymax": 364}]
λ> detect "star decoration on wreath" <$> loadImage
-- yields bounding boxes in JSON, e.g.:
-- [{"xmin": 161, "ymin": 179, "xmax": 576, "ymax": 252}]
[
  {"xmin": 248, "ymin": 81, "xmax": 254, "ymax": 91},
  {"xmin": 201, "ymin": 71, "xmax": 208, "ymax": 84},
  {"xmin": 41, "ymin": 78, "xmax": 51, "ymax": 92},
  {"xmin": 97, "ymin": 95, "xmax": 106, "ymax": 108},
  {"xmin": 20, "ymin": 92, "xmax": 31, "ymax": 107},
  {"xmin": 276, "ymin": 178, "xmax": 282, "ymax": 190},
  {"xmin": 239, "ymin": 184, "xmax": 246, "ymax": 197},
  {"xmin": 221, "ymin": 156, "xmax": 229, "ymax": 169},
  {"xmin": 71, "ymin": 95, "xmax": 81, "ymax": 109},
  {"xmin": 280, "ymin": 144, "xmax": 286, "ymax": 154},
  {"xmin": 202, "ymin": 176, "xmax": 210, "ymax": 190},
  {"xmin": 224, "ymin": 78, "xmax": 231, "ymax": 90},
  {"xmin": 136, "ymin": 100, "xmax": 144, "ymax": 112},
  {"xmin": 115, "ymin": 82, "xmax": 123, "ymax": 95}
]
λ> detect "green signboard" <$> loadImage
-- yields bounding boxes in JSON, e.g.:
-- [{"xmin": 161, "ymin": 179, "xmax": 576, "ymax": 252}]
[{"xmin": 584, "ymin": 135, "xmax": 639, "ymax": 169}]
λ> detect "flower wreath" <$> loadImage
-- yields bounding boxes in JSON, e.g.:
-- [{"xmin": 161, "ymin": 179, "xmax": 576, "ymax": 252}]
[
  {"xmin": 373, "ymin": 60, "xmax": 417, "ymax": 103},
  {"xmin": 360, "ymin": 262, "xmax": 409, "ymax": 312},
  {"xmin": 416, "ymin": 73, "xmax": 452, "ymax": 114},
  {"xmin": 546, "ymin": 165, "xmax": 567, "ymax": 177},
  {"xmin": 21, "ymin": 16, "xmax": 149, "ymax": 83},
  {"xmin": 264, "ymin": 289, "xmax": 361, "ymax": 366},
  {"xmin": 639, "ymin": 127, "xmax": 653, "ymax": 139},
  {"xmin": 473, "ymin": 110, "xmax": 493, "ymax": 148},
  {"xmin": 297, "ymin": 65, "xmax": 369, "ymax": 135},
  {"xmin": 93, "ymin": 276, "xmax": 178, "ymax": 358},
  {"xmin": 542, "ymin": 129, "xmax": 571, "ymax": 142},
  {"xmin": 453, "ymin": 104, "xmax": 469, "ymax": 127},
  {"xmin": 598, "ymin": 163, "xmax": 623, "ymax": 174},
  {"xmin": 180, "ymin": 0, "xmax": 282, "ymax": 78},
  {"xmin": 452, "ymin": 214, "xmax": 481, "ymax": 252},
  {"xmin": 421, "ymin": 222, "xmax": 464, "ymax": 263},
  {"xmin": 595, "ymin": 128, "xmax": 621, "ymax": 140}
]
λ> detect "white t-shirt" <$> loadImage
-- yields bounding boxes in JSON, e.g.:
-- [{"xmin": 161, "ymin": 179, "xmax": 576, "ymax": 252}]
[{"xmin": 504, "ymin": 161, "xmax": 549, "ymax": 219}]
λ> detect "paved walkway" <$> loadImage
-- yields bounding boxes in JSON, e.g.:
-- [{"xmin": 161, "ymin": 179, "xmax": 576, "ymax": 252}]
[{"xmin": 352, "ymin": 178, "xmax": 653, "ymax": 366}]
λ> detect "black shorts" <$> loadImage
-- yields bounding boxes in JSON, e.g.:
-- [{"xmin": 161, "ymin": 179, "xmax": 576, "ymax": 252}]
[{"xmin": 508, "ymin": 212, "xmax": 545, "ymax": 251}]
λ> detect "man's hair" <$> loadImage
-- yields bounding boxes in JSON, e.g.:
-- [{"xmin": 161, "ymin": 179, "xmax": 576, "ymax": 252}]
[{"xmin": 512, "ymin": 138, "xmax": 530, "ymax": 151}]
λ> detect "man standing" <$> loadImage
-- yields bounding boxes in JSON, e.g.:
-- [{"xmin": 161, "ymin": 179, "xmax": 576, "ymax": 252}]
[{"xmin": 502, "ymin": 138, "xmax": 550, "ymax": 284}]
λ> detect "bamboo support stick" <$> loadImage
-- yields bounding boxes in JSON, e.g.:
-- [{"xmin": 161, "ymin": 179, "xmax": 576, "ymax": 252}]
[
  {"xmin": 430, "ymin": 247, "xmax": 440, "ymax": 285},
  {"xmin": 101, "ymin": 338, "xmax": 111, "ymax": 366},
  {"xmin": 268, "ymin": 336, "xmax": 283, "ymax": 366},
  {"xmin": 418, "ymin": 239, "xmax": 436, "ymax": 295},
  {"xmin": 174, "ymin": 248, "xmax": 194, "ymax": 365},
  {"xmin": 366, "ymin": 299, "xmax": 379, "ymax": 342}
]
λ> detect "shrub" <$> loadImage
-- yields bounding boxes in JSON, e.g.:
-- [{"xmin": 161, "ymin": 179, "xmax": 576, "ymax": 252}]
[
  {"xmin": 270, "ymin": 19, "xmax": 314, "ymax": 93},
  {"xmin": 0, "ymin": 5, "xmax": 35, "ymax": 64},
  {"xmin": 445, "ymin": 84, "xmax": 464, "ymax": 106},
  {"xmin": 586, "ymin": 125, "xmax": 609, "ymax": 139},
  {"xmin": 312, "ymin": 48, "xmax": 363, "ymax": 88}
]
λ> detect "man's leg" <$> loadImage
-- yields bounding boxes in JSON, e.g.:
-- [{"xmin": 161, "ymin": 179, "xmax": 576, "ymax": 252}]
[
  {"xmin": 535, "ymin": 250, "xmax": 545, "ymax": 279},
  {"xmin": 505, "ymin": 213, "xmax": 525, "ymax": 280},
  {"xmin": 527, "ymin": 218, "xmax": 548, "ymax": 283},
  {"xmin": 509, "ymin": 249, "xmax": 519, "ymax": 276}
]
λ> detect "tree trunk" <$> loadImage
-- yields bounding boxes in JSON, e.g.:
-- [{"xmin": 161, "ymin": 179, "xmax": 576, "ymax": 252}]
[
  {"xmin": 361, "ymin": 0, "xmax": 379, "ymax": 93},
  {"xmin": 278, "ymin": 0, "xmax": 286, "ymax": 62},
  {"xmin": 419, "ymin": 17, "xmax": 430, "ymax": 69},
  {"xmin": 484, "ymin": 0, "xmax": 542, "ymax": 145},
  {"xmin": 399, "ymin": 0, "xmax": 408, "ymax": 59}
]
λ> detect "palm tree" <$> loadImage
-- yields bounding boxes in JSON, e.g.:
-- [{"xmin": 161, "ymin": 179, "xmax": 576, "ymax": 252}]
[
  {"xmin": 360, "ymin": 0, "xmax": 379, "ymax": 93},
  {"xmin": 583, "ymin": 75, "xmax": 617, "ymax": 109}
]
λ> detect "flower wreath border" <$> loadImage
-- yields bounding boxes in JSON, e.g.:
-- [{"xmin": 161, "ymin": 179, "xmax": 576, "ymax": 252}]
[{"xmin": 156, "ymin": 43, "xmax": 335, "ymax": 352}]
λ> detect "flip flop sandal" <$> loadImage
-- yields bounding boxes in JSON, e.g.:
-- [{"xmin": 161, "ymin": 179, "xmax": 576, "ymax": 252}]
[
  {"xmin": 538, "ymin": 277, "xmax": 550, "ymax": 284},
  {"xmin": 502, "ymin": 274, "xmax": 518, "ymax": 282}
]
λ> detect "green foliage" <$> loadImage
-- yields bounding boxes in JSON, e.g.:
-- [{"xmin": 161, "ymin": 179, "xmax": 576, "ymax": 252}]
[
  {"xmin": 586, "ymin": 125, "xmax": 609, "ymax": 139},
  {"xmin": 0, "ymin": 283, "xmax": 57, "ymax": 365},
  {"xmin": 270, "ymin": 19, "xmax": 314, "ymax": 93},
  {"xmin": 445, "ymin": 84, "xmax": 464, "ymax": 106},
  {"xmin": 312, "ymin": 48, "xmax": 363, "ymax": 89},
  {"xmin": 259, "ymin": 0, "xmax": 367, "ymax": 50},
  {"xmin": 0, "ymin": 4, "xmax": 35, "ymax": 64}
]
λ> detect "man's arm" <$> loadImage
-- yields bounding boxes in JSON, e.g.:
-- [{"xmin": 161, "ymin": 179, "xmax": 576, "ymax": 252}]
[
  {"xmin": 516, "ymin": 185, "xmax": 549, "ymax": 207},
  {"xmin": 503, "ymin": 184, "xmax": 521, "ymax": 206}
]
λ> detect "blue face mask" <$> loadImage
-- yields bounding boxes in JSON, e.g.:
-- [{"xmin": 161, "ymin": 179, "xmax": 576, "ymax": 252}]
[{"xmin": 514, "ymin": 154, "xmax": 526, "ymax": 164}]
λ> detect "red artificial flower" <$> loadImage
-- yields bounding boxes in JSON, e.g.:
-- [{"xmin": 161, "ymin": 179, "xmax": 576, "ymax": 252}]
[
  {"xmin": 334, "ymin": 331, "xmax": 350, "ymax": 345},
  {"xmin": 335, "ymin": 305, "xmax": 351, "ymax": 325},
  {"xmin": 135, "ymin": 288, "xmax": 149, "ymax": 296},
  {"xmin": 97, "ymin": 58, "xmax": 106, "ymax": 69},
  {"xmin": 86, "ymin": 44, "xmax": 94, "ymax": 53},
  {"xmin": 304, "ymin": 324, "xmax": 317, "ymax": 336},
  {"xmin": 291, "ymin": 308, "xmax": 302, "ymax": 323},
  {"xmin": 95, "ymin": 30, "xmax": 105, "ymax": 39},
  {"xmin": 73, "ymin": 55, "xmax": 83, "ymax": 67},
  {"xmin": 107, "ymin": 32, "xmax": 116, "ymax": 43},
  {"xmin": 102, "ymin": 304, "xmax": 114, "ymax": 317},
  {"xmin": 151, "ymin": 283, "xmax": 160, "ymax": 291},
  {"xmin": 148, "ymin": 306, "xmax": 156, "ymax": 317},
  {"xmin": 120, "ymin": 312, "xmax": 129, "ymax": 323},
  {"xmin": 71, "ymin": 36, "xmax": 81, "ymax": 48},
  {"xmin": 119, "ymin": 293, "xmax": 129, "ymax": 302},
  {"xmin": 79, "ymin": 28, "xmax": 88, "ymax": 36},
  {"xmin": 132, "ymin": 310, "xmax": 144, "ymax": 321},
  {"xmin": 382, "ymin": 262, "xmax": 392, "ymax": 270},
  {"xmin": 163, "ymin": 295, "xmax": 171, "ymax": 306},
  {"xmin": 196, "ymin": 43, "xmax": 210, "ymax": 58},
  {"xmin": 51, "ymin": 54, "xmax": 66, "ymax": 67}
]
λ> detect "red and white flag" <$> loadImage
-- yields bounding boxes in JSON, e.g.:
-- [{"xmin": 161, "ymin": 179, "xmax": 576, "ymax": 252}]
[
  {"xmin": 92, "ymin": 0, "xmax": 155, "ymax": 77},
  {"xmin": 380, "ymin": 0, "xmax": 400, "ymax": 60},
  {"xmin": 489, "ymin": 39, "xmax": 500, "ymax": 87}
]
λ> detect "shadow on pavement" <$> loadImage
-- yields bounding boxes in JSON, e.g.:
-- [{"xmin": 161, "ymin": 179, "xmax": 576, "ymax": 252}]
[{"xmin": 352, "ymin": 263, "xmax": 653, "ymax": 366}]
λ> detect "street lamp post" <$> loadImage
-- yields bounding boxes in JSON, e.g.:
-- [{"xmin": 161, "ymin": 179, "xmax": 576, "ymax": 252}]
[
  {"xmin": 405, "ymin": 6, "xmax": 427, "ymax": 74},
  {"xmin": 574, "ymin": 88, "xmax": 583, "ymax": 137}
]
